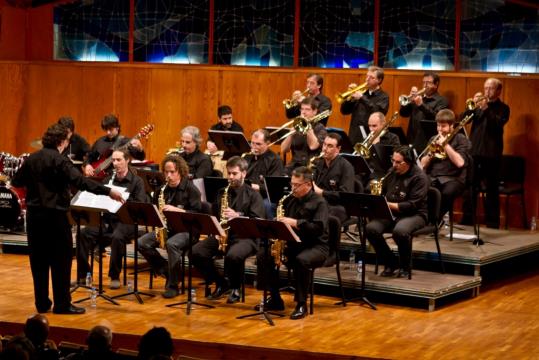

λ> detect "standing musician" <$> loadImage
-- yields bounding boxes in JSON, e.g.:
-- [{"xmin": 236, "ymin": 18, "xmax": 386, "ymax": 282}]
[
  {"xmin": 190, "ymin": 156, "xmax": 265, "ymax": 304},
  {"xmin": 340, "ymin": 66, "xmax": 389, "ymax": 146},
  {"xmin": 138, "ymin": 155, "xmax": 201, "ymax": 299},
  {"xmin": 12, "ymin": 123, "xmax": 124, "ymax": 315},
  {"xmin": 281, "ymin": 97, "xmax": 327, "ymax": 175},
  {"xmin": 83, "ymin": 114, "xmax": 145, "ymax": 177},
  {"xmin": 256, "ymin": 166, "xmax": 329, "ymax": 319},
  {"xmin": 366, "ymin": 145, "xmax": 429, "ymax": 278},
  {"xmin": 178, "ymin": 126, "xmax": 213, "ymax": 179},
  {"xmin": 461, "ymin": 78, "xmax": 510, "ymax": 228},
  {"xmin": 285, "ymin": 73, "xmax": 332, "ymax": 126},
  {"xmin": 206, "ymin": 105, "xmax": 244, "ymax": 176},
  {"xmin": 311, "ymin": 133, "xmax": 354, "ymax": 222},
  {"xmin": 243, "ymin": 129, "xmax": 284, "ymax": 218},
  {"xmin": 57, "ymin": 116, "xmax": 90, "ymax": 163},
  {"xmin": 420, "ymin": 109, "xmax": 471, "ymax": 218},
  {"xmin": 364, "ymin": 112, "xmax": 401, "ymax": 183},
  {"xmin": 399, "ymin": 72, "xmax": 449, "ymax": 153},
  {"xmin": 77, "ymin": 149, "xmax": 148, "ymax": 289}
]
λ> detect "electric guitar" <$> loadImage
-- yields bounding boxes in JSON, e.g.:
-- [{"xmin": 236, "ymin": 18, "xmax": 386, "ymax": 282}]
[{"xmin": 90, "ymin": 124, "xmax": 154, "ymax": 178}]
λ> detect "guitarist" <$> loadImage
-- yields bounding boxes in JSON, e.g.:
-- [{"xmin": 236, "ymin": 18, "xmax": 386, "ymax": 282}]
[{"xmin": 83, "ymin": 114, "xmax": 145, "ymax": 177}]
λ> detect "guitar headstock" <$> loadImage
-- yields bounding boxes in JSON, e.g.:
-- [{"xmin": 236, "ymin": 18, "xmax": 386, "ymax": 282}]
[{"xmin": 136, "ymin": 124, "xmax": 155, "ymax": 139}]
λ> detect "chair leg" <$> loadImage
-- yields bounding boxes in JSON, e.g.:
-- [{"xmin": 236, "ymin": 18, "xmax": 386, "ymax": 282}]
[
  {"xmin": 521, "ymin": 192, "xmax": 528, "ymax": 229},
  {"xmin": 309, "ymin": 269, "xmax": 314, "ymax": 315},
  {"xmin": 505, "ymin": 195, "xmax": 510, "ymax": 230},
  {"xmin": 433, "ymin": 230, "xmax": 445, "ymax": 274},
  {"xmin": 408, "ymin": 238, "xmax": 413, "ymax": 280},
  {"xmin": 335, "ymin": 261, "xmax": 346, "ymax": 307},
  {"xmin": 241, "ymin": 262, "xmax": 246, "ymax": 303},
  {"xmin": 449, "ymin": 206, "xmax": 454, "ymax": 241},
  {"xmin": 148, "ymin": 269, "xmax": 153, "ymax": 289},
  {"xmin": 123, "ymin": 244, "xmax": 128, "ymax": 286}
]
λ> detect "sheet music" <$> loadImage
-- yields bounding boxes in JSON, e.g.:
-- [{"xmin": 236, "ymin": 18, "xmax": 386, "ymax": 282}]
[{"xmin": 71, "ymin": 189, "xmax": 129, "ymax": 214}]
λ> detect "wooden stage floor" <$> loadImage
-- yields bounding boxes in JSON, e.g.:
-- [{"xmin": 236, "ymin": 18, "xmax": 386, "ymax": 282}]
[{"xmin": 1, "ymin": 227, "xmax": 539, "ymax": 359}]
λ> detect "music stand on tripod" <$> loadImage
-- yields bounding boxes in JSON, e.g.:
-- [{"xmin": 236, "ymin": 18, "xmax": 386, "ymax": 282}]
[
  {"xmin": 208, "ymin": 130, "xmax": 251, "ymax": 160},
  {"xmin": 337, "ymin": 192, "xmax": 395, "ymax": 310},
  {"xmin": 230, "ymin": 217, "xmax": 299, "ymax": 326},
  {"xmin": 163, "ymin": 211, "xmax": 224, "ymax": 315},
  {"xmin": 68, "ymin": 209, "xmax": 98, "ymax": 294},
  {"xmin": 111, "ymin": 202, "xmax": 161, "ymax": 303}
]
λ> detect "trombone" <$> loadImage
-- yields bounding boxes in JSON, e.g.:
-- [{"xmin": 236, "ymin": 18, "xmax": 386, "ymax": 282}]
[
  {"xmin": 283, "ymin": 88, "xmax": 309, "ymax": 109},
  {"xmin": 268, "ymin": 109, "xmax": 332, "ymax": 146},
  {"xmin": 398, "ymin": 87, "xmax": 426, "ymax": 106},
  {"xmin": 335, "ymin": 82, "xmax": 368, "ymax": 104},
  {"xmin": 353, "ymin": 112, "xmax": 399, "ymax": 158}
]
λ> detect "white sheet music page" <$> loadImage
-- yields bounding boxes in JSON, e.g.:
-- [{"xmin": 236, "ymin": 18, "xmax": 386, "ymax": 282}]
[{"xmin": 71, "ymin": 188, "xmax": 130, "ymax": 214}]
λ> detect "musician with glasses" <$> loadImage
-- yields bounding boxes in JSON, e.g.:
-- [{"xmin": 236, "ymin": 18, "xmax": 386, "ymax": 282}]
[
  {"xmin": 340, "ymin": 66, "xmax": 389, "ymax": 146},
  {"xmin": 82, "ymin": 114, "xmax": 145, "ymax": 177},
  {"xmin": 420, "ymin": 109, "xmax": 471, "ymax": 218},
  {"xmin": 399, "ymin": 72, "xmax": 448, "ymax": 153},
  {"xmin": 285, "ymin": 73, "xmax": 332, "ymax": 126},
  {"xmin": 461, "ymin": 78, "xmax": 510, "ymax": 229},
  {"xmin": 281, "ymin": 97, "xmax": 327, "ymax": 175},
  {"xmin": 366, "ymin": 145, "xmax": 428, "ymax": 278}
]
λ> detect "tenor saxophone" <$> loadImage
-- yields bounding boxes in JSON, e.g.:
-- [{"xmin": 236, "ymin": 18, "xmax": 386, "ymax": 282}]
[
  {"xmin": 271, "ymin": 192, "xmax": 292, "ymax": 267},
  {"xmin": 155, "ymin": 180, "xmax": 168, "ymax": 249},
  {"xmin": 218, "ymin": 182, "xmax": 231, "ymax": 252}
]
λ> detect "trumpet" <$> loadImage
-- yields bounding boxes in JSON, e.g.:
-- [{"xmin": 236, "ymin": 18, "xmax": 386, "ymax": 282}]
[
  {"xmin": 465, "ymin": 95, "xmax": 487, "ymax": 111},
  {"xmin": 335, "ymin": 82, "xmax": 368, "ymax": 104},
  {"xmin": 283, "ymin": 88, "xmax": 309, "ymax": 109},
  {"xmin": 268, "ymin": 109, "xmax": 332, "ymax": 146},
  {"xmin": 353, "ymin": 112, "xmax": 399, "ymax": 158},
  {"xmin": 241, "ymin": 151, "xmax": 254, "ymax": 158},
  {"xmin": 399, "ymin": 87, "xmax": 426, "ymax": 106}
]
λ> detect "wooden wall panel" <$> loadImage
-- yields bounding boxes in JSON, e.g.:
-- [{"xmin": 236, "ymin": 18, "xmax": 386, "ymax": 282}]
[{"xmin": 1, "ymin": 61, "xmax": 538, "ymax": 226}]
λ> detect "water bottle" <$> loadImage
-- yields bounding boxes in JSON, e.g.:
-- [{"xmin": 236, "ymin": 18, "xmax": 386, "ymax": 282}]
[
  {"xmin": 190, "ymin": 288, "xmax": 197, "ymax": 302},
  {"xmin": 90, "ymin": 287, "xmax": 97, "ymax": 308},
  {"xmin": 442, "ymin": 212, "xmax": 450, "ymax": 230},
  {"xmin": 357, "ymin": 260, "xmax": 363, "ymax": 275},
  {"xmin": 127, "ymin": 280, "xmax": 133, "ymax": 292},
  {"xmin": 259, "ymin": 297, "xmax": 265, "ymax": 318},
  {"xmin": 85, "ymin": 272, "xmax": 92, "ymax": 288},
  {"xmin": 531, "ymin": 216, "xmax": 537, "ymax": 231},
  {"xmin": 349, "ymin": 251, "xmax": 356, "ymax": 270}
]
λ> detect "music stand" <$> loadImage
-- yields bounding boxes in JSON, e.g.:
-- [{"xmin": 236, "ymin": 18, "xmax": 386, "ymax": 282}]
[
  {"xmin": 229, "ymin": 217, "xmax": 299, "ymax": 326},
  {"xmin": 371, "ymin": 144, "xmax": 394, "ymax": 173},
  {"xmin": 68, "ymin": 209, "xmax": 99, "ymax": 294},
  {"xmin": 340, "ymin": 154, "xmax": 373, "ymax": 177},
  {"xmin": 203, "ymin": 177, "xmax": 229, "ymax": 204},
  {"xmin": 326, "ymin": 128, "xmax": 354, "ymax": 154},
  {"xmin": 164, "ymin": 211, "xmax": 224, "ymax": 314},
  {"xmin": 136, "ymin": 169, "xmax": 165, "ymax": 201},
  {"xmin": 420, "ymin": 120, "xmax": 438, "ymax": 144},
  {"xmin": 337, "ymin": 192, "xmax": 395, "ymax": 310},
  {"xmin": 263, "ymin": 176, "xmax": 292, "ymax": 205},
  {"xmin": 111, "ymin": 202, "xmax": 162, "ymax": 303},
  {"xmin": 208, "ymin": 130, "xmax": 251, "ymax": 160},
  {"xmin": 388, "ymin": 127, "xmax": 408, "ymax": 145}
]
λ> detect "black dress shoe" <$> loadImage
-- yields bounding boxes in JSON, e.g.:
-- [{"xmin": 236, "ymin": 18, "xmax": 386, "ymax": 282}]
[
  {"xmin": 53, "ymin": 305, "xmax": 86, "ymax": 315},
  {"xmin": 254, "ymin": 296, "xmax": 285, "ymax": 311},
  {"xmin": 289, "ymin": 303, "xmax": 307, "ymax": 320},
  {"xmin": 396, "ymin": 269, "xmax": 410, "ymax": 278},
  {"xmin": 209, "ymin": 284, "xmax": 230, "ymax": 300},
  {"xmin": 226, "ymin": 289, "xmax": 241, "ymax": 304},
  {"xmin": 380, "ymin": 266, "xmax": 397, "ymax": 277}
]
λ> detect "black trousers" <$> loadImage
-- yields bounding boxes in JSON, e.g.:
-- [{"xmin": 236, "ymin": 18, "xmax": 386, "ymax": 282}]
[
  {"xmin": 431, "ymin": 179, "xmax": 465, "ymax": 217},
  {"xmin": 77, "ymin": 221, "xmax": 136, "ymax": 280},
  {"xmin": 366, "ymin": 215, "xmax": 425, "ymax": 271},
  {"xmin": 257, "ymin": 242, "xmax": 328, "ymax": 304},
  {"xmin": 26, "ymin": 208, "xmax": 73, "ymax": 312},
  {"xmin": 191, "ymin": 236, "xmax": 257, "ymax": 289}
]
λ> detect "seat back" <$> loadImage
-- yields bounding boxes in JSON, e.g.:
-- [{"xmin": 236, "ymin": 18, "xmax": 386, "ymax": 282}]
[
  {"xmin": 426, "ymin": 187, "xmax": 442, "ymax": 227},
  {"xmin": 200, "ymin": 201, "xmax": 213, "ymax": 216},
  {"xmin": 500, "ymin": 155, "xmax": 525, "ymax": 185},
  {"xmin": 325, "ymin": 216, "xmax": 342, "ymax": 267}
]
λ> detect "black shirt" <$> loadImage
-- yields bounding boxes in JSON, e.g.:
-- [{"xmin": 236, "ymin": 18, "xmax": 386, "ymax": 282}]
[
  {"xmin": 340, "ymin": 88, "xmax": 390, "ymax": 145},
  {"xmin": 469, "ymin": 98, "xmax": 510, "ymax": 158},
  {"xmin": 181, "ymin": 149, "xmax": 213, "ymax": 179},
  {"xmin": 283, "ymin": 190, "xmax": 329, "ymax": 248},
  {"xmin": 210, "ymin": 121, "xmax": 244, "ymax": 132},
  {"xmin": 288, "ymin": 123, "xmax": 327, "ymax": 170},
  {"xmin": 285, "ymin": 93, "xmax": 333, "ymax": 126},
  {"xmin": 245, "ymin": 150, "xmax": 284, "ymax": 197},
  {"xmin": 12, "ymin": 147, "xmax": 111, "ymax": 211},
  {"xmin": 425, "ymin": 133, "xmax": 471, "ymax": 184},
  {"xmin": 85, "ymin": 134, "xmax": 146, "ymax": 171},
  {"xmin": 368, "ymin": 132, "xmax": 401, "ymax": 179},
  {"xmin": 61, "ymin": 133, "xmax": 90, "ymax": 162},
  {"xmin": 313, "ymin": 155, "xmax": 355, "ymax": 205},
  {"xmin": 383, "ymin": 165, "xmax": 429, "ymax": 221},
  {"xmin": 400, "ymin": 92, "xmax": 448, "ymax": 152}
]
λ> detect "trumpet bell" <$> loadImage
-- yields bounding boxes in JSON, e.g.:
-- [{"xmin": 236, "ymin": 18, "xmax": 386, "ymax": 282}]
[{"xmin": 399, "ymin": 94, "xmax": 411, "ymax": 106}]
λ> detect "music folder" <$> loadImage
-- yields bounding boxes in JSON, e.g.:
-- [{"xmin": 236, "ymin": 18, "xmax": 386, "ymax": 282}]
[
  {"xmin": 136, "ymin": 169, "xmax": 166, "ymax": 195},
  {"xmin": 203, "ymin": 177, "xmax": 229, "ymax": 204},
  {"xmin": 326, "ymin": 127, "xmax": 354, "ymax": 154},
  {"xmin": 371, "ymin": 144, "xmax": 394, "ymax": 172},
  {"xmin": 340, "ymin": 154, "xmax": 372, "ymax": 177},
  {"xmin": 420, "ymin": 120, "xmax": 438, "ymax": 143},
  {"xmin": 338, "ymin": 192, "xmax": 395, "ymax": 221},
  {"xmin": 228, "ymin": 217, "xmax": 300, "ymax": 243},
  {"xmin": 263, "ymin": 176, "xmax": 291, "ymax": 204},
  {"xmin": 208, "ymin": 130, "xmax": 251, "ymax": 160},
  {"xmin": 70, "ymin": 189, "xmax": 129, "ymax": 214}
]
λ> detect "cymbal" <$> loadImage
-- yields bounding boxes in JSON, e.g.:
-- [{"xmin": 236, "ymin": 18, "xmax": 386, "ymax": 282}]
[{"xmin": 30, "ymin": 139, "xmax": 42, "ymax": 149}]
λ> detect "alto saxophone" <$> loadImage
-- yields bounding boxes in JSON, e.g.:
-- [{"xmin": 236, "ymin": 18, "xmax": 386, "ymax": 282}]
[
  {"xmin": 370, "ymin": 169, "xmax": 393, "ymax": 196},
  {"xmin": 307, "ymin": 151, "xmax": 325, "ymax": 171},
  {"xmin": 155, "ymin": 180, "xmax": 168, "ymax": 249},
  {"xmin": 271, "ymin": 192, "xmax": 292, "ymax": 267},
  {"xmin": 218, "ymin": 182, "xmax": 231, "ymax": 252}
]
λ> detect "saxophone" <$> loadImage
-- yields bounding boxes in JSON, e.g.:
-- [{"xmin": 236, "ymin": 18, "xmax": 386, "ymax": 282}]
[
  {"xmin": 218, "ymin": 182, "xmax": 231, "ymax": 252},
  {"xmin": 307, "ymin": 151, "xmax": 325, "ymax": 171},
  {"xmin": 270, "ymin": 192, "xmax": 292, "ymax": 267},
  {"xmin": 155, "ymin": 180, "xmax": 168, "ymax": 249},
  {"xmin": 370, "ymin": 169, "xmax": 393, "ymax": 196}
]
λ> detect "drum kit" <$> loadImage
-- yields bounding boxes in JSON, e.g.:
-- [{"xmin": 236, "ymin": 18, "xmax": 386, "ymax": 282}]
[{"xmin": 0, "ymin": 151, "xmax": 28, "ymax": 232}]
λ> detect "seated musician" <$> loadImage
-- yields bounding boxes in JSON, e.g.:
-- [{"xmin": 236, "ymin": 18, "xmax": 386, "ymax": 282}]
[
  {"xmin": 177, "ymin": 126, "xmax": 213, "ymax": 179},
  {"xmin": 420, "ymin": 109, "xmax": 470, "ymax": 218},
  {"xmin": 138, "ymin": 155, "xmax": 201, "ymax": 298},
  {"xmin": 190, "ymin": 156, "xmax": 265, "ymax": 304},
  {"xmin": 366, "ymin": 145, "xmax": 428, "ymax": 278},
  {"xmin": 77, "ymin": 149, "xmax": 148, "ymax": 289},
  {"xmin": 256, "ymin": 166, "xmax": 329, "ymax": 319},
  {"xmin": 206, "ymin": 105, "xmax": 244, "ymax": 177},
  {"xmin": 83, "ymin": 114, "xmax": 145, "ymax": 177},
  {"xmin": 311, "ymin": 133, "xmax": 354, "ymax": 222},
  {"xmin": 243, "ymin": 129, "xmax": 284, "ymax": 218},
  {"xmin": 57, "ymin": 116, "xmax": 90, "ymax": 163},
  {"xmin": 281, "ymin": 97, "xmax": 327, "ymax": 175}
]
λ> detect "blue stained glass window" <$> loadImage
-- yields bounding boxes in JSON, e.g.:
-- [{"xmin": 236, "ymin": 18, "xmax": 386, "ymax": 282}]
[
  {"xmin": 299, "ymin": 0, "xmax": 374, "ymax": 68},
  {"xmin": 460, "ymin": 1, "xmax": 539, "ymax": 73},
  {"xmin": 133, "ymin": 0, "xmax": 209, "ymax": 64},
  {"xmin": 378, "ymin": 0, "xmax": 455, "ymax": 70},
  {"xmin": 213, "ymin": 0, "xmax": 294, "ymax": 67},
  {"xmin": 54, "ymin": 0, "xmax": 130, "ymax": 62}
]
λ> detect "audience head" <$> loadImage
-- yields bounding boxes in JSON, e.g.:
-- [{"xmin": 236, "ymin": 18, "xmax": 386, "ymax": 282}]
[
  {"xmin": 86, "ymin": 325, "xmax": 113, "ymax": 354},
  {"xmin": 138, "ymin": 327, "xmax": 174, "ymax": 360},
  {"xmin": 24, "ymin": 314, "xmax": 49, "ymax": 348},
  {"xmin": 2, "ymin": 335, "xmax": 36, "ymax": 360}
]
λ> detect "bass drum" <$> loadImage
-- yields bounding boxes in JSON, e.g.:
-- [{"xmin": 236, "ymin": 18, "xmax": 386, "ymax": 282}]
[{"xmin": 0, "ymin": 185, "xmax": 23, "ymax": 230}]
